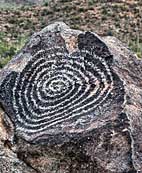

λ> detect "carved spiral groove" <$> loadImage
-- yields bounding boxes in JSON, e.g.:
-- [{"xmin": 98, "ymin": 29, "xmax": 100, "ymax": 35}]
[{"xmin": 0, "ymin": 32, "xmax": 122, "ymax": 143}]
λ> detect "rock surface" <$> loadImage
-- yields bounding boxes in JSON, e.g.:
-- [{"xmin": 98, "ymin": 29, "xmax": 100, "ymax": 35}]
[{"xmin": 0, "ymin": 22, "xmax": 142, "ymax": 173}]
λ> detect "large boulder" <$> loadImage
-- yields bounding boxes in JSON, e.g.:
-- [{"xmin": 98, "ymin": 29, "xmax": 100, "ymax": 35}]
[{"xmin": 0, "ymin": 22, "xmax": 142, "ymax": 173}]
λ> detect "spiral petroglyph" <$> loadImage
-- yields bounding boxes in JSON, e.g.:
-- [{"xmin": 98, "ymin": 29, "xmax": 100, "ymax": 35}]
[{"xmin": 0, "ymin": 31, "xmax": 124, "ymax": 144}]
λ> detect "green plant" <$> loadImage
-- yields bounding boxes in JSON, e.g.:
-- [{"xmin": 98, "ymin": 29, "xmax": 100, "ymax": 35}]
[
  {"xmin": 0, "ymin": 56, "xmax": 11, "ymax": 68},
  {"xmin": 78, "ymin": 7, "xmax": 85, "ymax": 12},
  {"xmin": 41, "ymin": 9, "xmax": 50, "ymax": 16},
  {"xmin": 43, "ymin": 1, "xmax": 49, "ymax": 6},
  {"xmin": 129, "ymin": 41, "xmax": 142, "ymax": 58},
  {"xmin": 0, "ymin": 32, "xmax": 27, "ymax": 68},
  {"xmin": 88, "ymin": 0, "xmax": 97, "ymax": 6}
]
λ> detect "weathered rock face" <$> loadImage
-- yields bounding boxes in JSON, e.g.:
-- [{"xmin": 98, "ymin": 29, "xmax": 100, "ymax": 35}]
[{"xmin": 0, "ymin": 22, "xmax": 142, "ymax": 173}]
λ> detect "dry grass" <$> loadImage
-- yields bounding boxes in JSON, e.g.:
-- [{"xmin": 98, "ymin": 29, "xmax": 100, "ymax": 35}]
[{"xmin": 0, "ymin": 0, "xmax": 141, "ymax": 67}]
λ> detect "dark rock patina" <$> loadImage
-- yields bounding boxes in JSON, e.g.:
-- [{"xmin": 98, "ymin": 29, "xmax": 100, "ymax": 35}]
[{"xmin": 0, "ymin": 22, "xmax": 142, "ymax": 173}]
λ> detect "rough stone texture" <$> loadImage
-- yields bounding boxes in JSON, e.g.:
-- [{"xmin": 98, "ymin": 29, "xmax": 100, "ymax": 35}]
[
  {"xmin": 0, "ymin": 22, "xmax": 142, "ymax": 173},
  {"xmin": 0, "ymin": 109, "xmax": 37, "ymax": 173}
]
